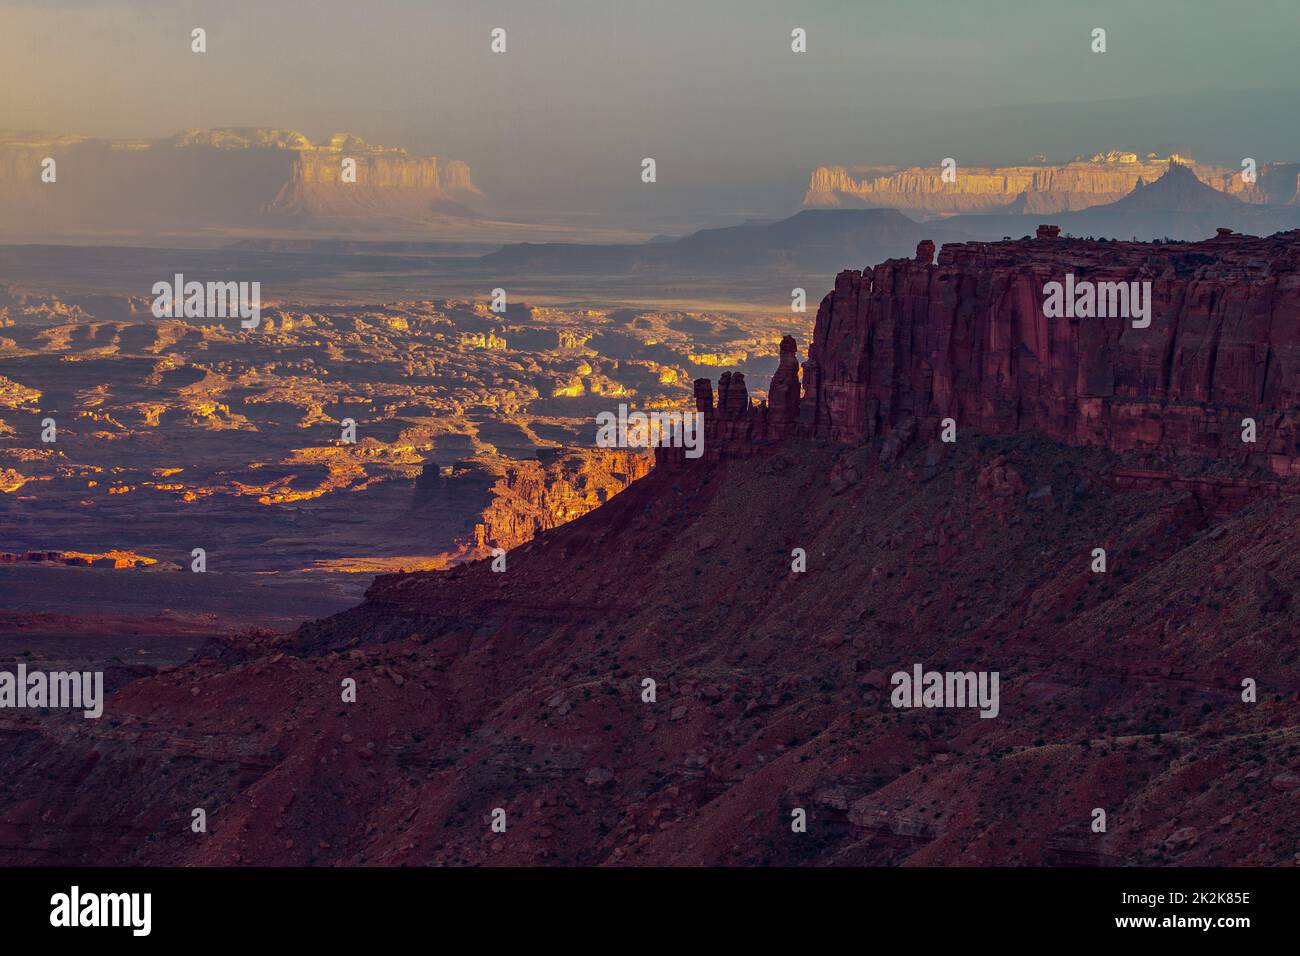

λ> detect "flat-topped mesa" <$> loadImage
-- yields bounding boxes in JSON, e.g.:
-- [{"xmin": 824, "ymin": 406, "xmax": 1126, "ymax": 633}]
[
  {"xmin": 0, "ymin": 128, "xmax": 482, "ymax": 231},
  {"xmin": 678, "ymin": 231, "xmax": 1300, "ymax": 475},
  {"xmin": 798, "ymin": 230, "xmax": 1300, "ymax": 477},
  {"xmin": 803, "ymin": 154, "xmax": 1296, "ymax": 212}
]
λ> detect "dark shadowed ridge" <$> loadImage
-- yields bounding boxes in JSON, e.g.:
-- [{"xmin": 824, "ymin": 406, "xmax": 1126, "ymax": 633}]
[{"xmin": 479, "ymin": 209, "xmax": 972, "ymax": 275}]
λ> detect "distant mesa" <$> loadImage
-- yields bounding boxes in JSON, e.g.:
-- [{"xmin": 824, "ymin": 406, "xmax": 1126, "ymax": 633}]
[
  {"xmin": 0, "ymin": 127, "xmax": 482, "ymax": 235},
  {"xmin": 942, "ymin": 162, "xmax": 1300, "ymax": 243},
  {"xmin": 804, "ymin": 151, "xmax": 1300, "ymax": 215},
  {"xmin": 477, "ymin": 165, "xmax": 1300, "ymax": 275},
  {"xmin": 477, "ymin": 164, "xmax": 1300, "ymax": 275}
]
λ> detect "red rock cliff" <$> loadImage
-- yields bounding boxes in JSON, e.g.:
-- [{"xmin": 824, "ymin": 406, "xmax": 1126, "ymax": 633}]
[{"xmin": 793, "ymin": 231, "xmax": 1300, "ymax": 477}]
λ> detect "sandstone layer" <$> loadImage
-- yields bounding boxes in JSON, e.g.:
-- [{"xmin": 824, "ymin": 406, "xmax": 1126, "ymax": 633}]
[
  {"xmin": 0, "ymin": 128, "xmax": 481, "ymax": 234},
  {"xmin": 675, "ymin": 231, "xmax": 1300, "ymax": 487},
  {"xmin": 414, "ymin": 448, "xmax": 653, "ymax": 556},
  {"xmin": 805, "ymin": 153, "xmax": 1300, "ymax": 214},
  {"xmin": 800, "ymin": 231, "xmax": 1300, "ymax": 477}
]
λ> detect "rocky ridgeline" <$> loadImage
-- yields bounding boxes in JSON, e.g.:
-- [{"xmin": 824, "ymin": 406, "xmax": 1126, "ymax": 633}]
[
  {"xmin": 804, "ymin": 156, "xmax": 1300, "ymax": 213},
  {"xmin": 668, "ymin": 229, "xmax": 1300, "ymax": 493}
]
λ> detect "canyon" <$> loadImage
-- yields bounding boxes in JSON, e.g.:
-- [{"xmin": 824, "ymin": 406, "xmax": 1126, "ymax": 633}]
[
  {"xmin": 0, "ymin": 254, "xmax": 799, "ymax": 664},
  {"xmin": 0, "ymin": 280, "xmax": 752, "ymax": 574},
  {"xmin": 0, "ymin": 230, "xmax": 1296, "ymax": 866}
]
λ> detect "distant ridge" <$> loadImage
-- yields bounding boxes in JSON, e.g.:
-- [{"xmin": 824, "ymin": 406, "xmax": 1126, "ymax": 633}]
[
  {"xmin": 481, "ymin": 208, "xmax": 967, "ymax": 274},
  {"xmin": 942, "ymin": 162, "xmax": 1300, "ymax": 242},
  {"xmin": 804, "ymin": 151, "xmax": 1292, "ymax": 214}
]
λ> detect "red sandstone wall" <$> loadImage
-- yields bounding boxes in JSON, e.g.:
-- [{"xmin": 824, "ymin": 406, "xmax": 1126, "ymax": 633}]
[{"xmin": 799, "ymin": 232, "xmax": 1300, "ymax": 476}]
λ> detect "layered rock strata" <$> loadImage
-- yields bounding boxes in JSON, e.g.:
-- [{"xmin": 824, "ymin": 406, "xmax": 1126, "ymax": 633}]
[
  {"xmin": 805, "ymin": 155, "xmax": 1300, "ymax": 213},
  {"xmin": 669, "ymin": 231, "xmax": 1300, "ymax": 481}
]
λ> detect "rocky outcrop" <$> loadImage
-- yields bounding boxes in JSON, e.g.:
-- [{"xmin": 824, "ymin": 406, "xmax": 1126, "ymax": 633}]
[
  {"xmin": 0, "ymin": 550, "xmax": 156, "ymax": 568},
  {"xmin": 670, "ymin": 228, "xmax": 1300, "ymax": 491},
  {"xmin": 798, "ymin": 230, "xmax": 1300, "ymax": 477},
  {"xmin": 657, "ymin": 337, "xmax": 806, "ymax": 466},
  {"xmin": 416, "ymin": 449, "xmax": 653, "ymax": 555},
  {"xmin": 470, "ymin": 449, "xmax": 652, "ymax": 552},
  {"xmin": 765, "ymin": 336, "xmax": 802, "ymax": 438}
]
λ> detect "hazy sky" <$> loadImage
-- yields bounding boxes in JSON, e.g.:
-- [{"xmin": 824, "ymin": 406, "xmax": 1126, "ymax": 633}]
[{"xmin": 4, "ymin": 0, "xmax": 1300, "ymax": 225}]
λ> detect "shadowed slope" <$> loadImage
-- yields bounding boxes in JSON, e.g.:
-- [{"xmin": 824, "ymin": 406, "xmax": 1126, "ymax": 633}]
[{"xmin": 0, "ymin": 431, "xmax": 1296, "ymax": 865}]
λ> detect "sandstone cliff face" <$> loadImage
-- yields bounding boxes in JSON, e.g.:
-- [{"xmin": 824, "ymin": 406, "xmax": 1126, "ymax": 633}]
[
  {"xmin": 470, "ymin": 449, "xmax": 653, "ymax": 552},
  {"xmin": 798, "ymin": 232, "xmax": 1300, "ymax": 477},
  {"xmin": 268, "ymin": 134, "xmax": 482, "ymax": 219},
  {"xmin": 669, "ymin": 231, "xmax": 1300, "ymax": 484},
  {"xmin": 0, "ymin": 128, "xmax": 481, "ymax": 232},
  {"xmin": 415, "ymin": 449, "xmax": 653, "ymax": 556},
  {"xmin": 804, "ymin": 157, "xmax": 1294, "ymax": 213},
  {"xmin": 440, "ymin": 159, "xmax": 478, "ymax": 197}
]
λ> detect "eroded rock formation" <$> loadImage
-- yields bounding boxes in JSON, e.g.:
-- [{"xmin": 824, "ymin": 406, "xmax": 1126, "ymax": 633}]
[
  {"xmin": 671, "ymin": 229, "xmax": 1300, "ymax": 494},
  {"xmin": 4, "ymin": 237, "xmax": 1300, "ymax": 868},
  {"xmin": 798, "ymin": 230, "xmax": 1300, "ymax": 477},
  {"xmin": 467, "ymin": 449, "xmax": 654, "ymax": 552}
]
